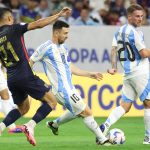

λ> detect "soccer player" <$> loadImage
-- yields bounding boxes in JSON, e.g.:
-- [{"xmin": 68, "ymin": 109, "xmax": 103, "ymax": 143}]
[
  {"xmin": 0, "ymin": 7, "xmax": 71, "ymax": 146},
  {"xmin": 30, "ymin": 20, "xmax": 111, "ymax": 145},
  {"xmin": 0, "ymin": 62, "xmax": 21, "ymax": 133},
  {"xmin": 99, "ymin": 4, "xmax": 150, "ymax": 144}
]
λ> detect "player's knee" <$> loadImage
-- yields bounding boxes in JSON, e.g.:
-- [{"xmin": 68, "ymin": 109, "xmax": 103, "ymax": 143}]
[
  {"xmin": 47, "ymin": 100, "xmax": 57, "ymax": 109},
  {"xmin": 80, "ymin": 106, "xmax": 92, "ymax": 117},
  {"xmin": 143, "ymin": 100, "xmax": 150, "ymax": 108},
  {"xmin": 0, "ymin": 90, "xmax": 9, "ymax": 100},
  {"xmin": 42, "ymin": 91, "xmax": 57, "ymax": 109},
  {"xmin": 1, "ymin": 94, "xmax": 9, "ymax": 100},
  {"xmin": 20, "ymin": 107, "xmax": 30, "ymax": 115},
  {"xmin": 125, "ymin": 109, "xmax": 130, "ymax": 113},
  {"xmin": 18, "ymin": 103, "xmax": 30, "ymax": 115},
  {"xmin": 85, "ymin": 111, "xmax": 92, "ymax": 116},
  {"xmin": 120, "ymin": 101, "xmax": 132, "ymax": 113},
  {"xmin": 121, "ymin": 106, "xmax": 130, "ymax": 113}
]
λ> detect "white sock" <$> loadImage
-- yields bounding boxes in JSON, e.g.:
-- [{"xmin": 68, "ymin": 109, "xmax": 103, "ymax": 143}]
[
  {"xmin": 0, "ymin": 122, "xmax": 6, "ymax": 132},
  {"xmin": 144, "ymin": 109, "xmax": 150, "ymax": 137},
  {"xmin": 8, "ymin": 124, "xmax": 16, "ymax": 129},
  {"xmin": 25, "ymin": 120, "xmax": 37, "ymax": 129},
  {"xmin": 83, "ymin": 116, "xmax": 107, "ymax": 143},
  {"xmin": 1, "ymin": 99, "xmax": 14, "ymax": 116},
  {"xmin": 1, "ymin": 99, "xmax": 16, "ymax": 129},
  {"xmin": 105, "ymin": 106, "xmax": 125, "ymax": 128},
  {"xmin": 53, "ymin": 111, "xmax": 77, "ymax": 128}
]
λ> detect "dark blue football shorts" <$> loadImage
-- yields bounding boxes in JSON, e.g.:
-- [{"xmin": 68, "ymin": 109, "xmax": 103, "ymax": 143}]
[{"xmin": 8, "ymin": 75, "xmax": 50, "ymax": 105}]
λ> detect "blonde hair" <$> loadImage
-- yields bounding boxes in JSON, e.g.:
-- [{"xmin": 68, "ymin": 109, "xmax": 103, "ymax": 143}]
[{"xmin": 127, "ymin": 4, "xmax": 144, "ymax": 16}]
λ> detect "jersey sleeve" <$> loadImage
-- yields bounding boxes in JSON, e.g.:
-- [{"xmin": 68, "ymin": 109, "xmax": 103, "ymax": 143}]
[
  {"xmin": 30, "ymin": 44, "xmax": 47, "ymax": 62},
  {"xmin": 134, "ymin": 30, "xmax": 146, "ymax": 51},
  {"xmin": 112, "ymin": 36, "xmax": 117, "ymax": 47},
  {"xmin": 11, "ymin": 23, "xmax": 28, "ymax": 34},
  {"xmin": 112, "ymin": 30, "xmax": 119, "ymax": 47}
]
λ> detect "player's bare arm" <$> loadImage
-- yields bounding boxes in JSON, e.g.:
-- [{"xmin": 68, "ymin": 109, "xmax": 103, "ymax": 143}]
[
  {"xmin": 139, "ymin": 48, "xmax": 150, "ymax": 58},
  {"xmin": 107, "ymin": 46, "xmax": 117, "ymax": 75},
  {"xmin": 28, "ymin": 7, "xmax": 71, "ymax": 30},
  {"xmin": 70, "ymin": 63, "xmax": 103, "ymax": 81}
]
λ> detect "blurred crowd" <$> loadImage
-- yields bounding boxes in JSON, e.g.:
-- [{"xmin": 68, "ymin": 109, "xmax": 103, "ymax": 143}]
[{"xmin": 0, "ymin": 0, "xmax": 150, "ymax": 26}]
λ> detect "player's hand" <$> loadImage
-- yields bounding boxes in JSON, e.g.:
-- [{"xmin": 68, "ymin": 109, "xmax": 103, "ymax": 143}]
[
  {"xmin": 89, "ymin": 72, "xmax": 103, "ymax": 81},
  {"xmin": 58, "ymin": 7, "xmax": 72, "ymax": 17},
  {"xmin": 107, "ymin": 68, "xmax": 117, "ymax": 75}
]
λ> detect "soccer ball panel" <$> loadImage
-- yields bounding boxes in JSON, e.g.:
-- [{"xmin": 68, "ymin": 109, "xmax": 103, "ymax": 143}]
[{"xmin": 107, "ymin": 128, "xmax": 125, "ymax": 145}]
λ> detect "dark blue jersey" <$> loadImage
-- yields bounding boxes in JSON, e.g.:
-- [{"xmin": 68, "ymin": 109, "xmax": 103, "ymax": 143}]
[{"xmin": 0, "ymin": 23, "xmax": 33, "ymax": 82}]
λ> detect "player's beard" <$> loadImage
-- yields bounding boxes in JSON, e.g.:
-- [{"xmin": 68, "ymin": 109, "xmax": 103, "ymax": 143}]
[
  {"xmin": 132, "ymin": 22, "xmax": 139, "ymax": 28},
  {"xmin": 133, "ymin": 20, "xmax": 142, "ymax": 27},
  {"xmin": 58, "ymin": 39, "xmax": 65, "ymax": 44}
]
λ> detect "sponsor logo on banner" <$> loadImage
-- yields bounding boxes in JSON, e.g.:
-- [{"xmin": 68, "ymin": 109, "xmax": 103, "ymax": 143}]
[{"xmin": 28, "ymin": 48, "xmax": 111, "ymax": 63}]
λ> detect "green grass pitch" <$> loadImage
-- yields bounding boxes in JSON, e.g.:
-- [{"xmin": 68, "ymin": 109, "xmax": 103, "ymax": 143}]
[{"xmin": 0, "ymin": 117, "xmax": 150, "ymax": 150}]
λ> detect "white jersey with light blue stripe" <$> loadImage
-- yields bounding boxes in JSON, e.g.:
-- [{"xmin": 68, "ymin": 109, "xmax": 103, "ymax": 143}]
[
  {"xmin": 112, "ymin": 24, "xmax": 149, "ymax": 79},
  {"xmin": 30, "ymin": 40, "xmax": 73, "ymax": 95}
]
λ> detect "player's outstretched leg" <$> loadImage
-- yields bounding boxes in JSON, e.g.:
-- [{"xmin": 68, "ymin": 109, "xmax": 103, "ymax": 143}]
[
  {"xmin": 0, "ymin": 109, "xmax": 22, "ymax": 135},
  {"xmin": 99, "ymin": 123, "xmax": 109, "ymax": 136},
  {"xmin": 19, "ymin": 101, "xmax": 54, "ymax": 146},
  {"xmin": 83, "ymin": 115, "xmax": 112, "ymax": 146},
  {"xmin": 100, "ymin": 106, "xmax": 125, "ymax": 134},
  {"xmin": 46, "ymin": 121, "xmax": 59, "ymax": 135},
  {"xmin": 1, "ymin": 99, "xmax": 22, "ymax": 134},
  {"xmin": 96, "ymin": 106, "xmax": 125, "ymax": 142},
  {"xmin": 46, "ymin": 110, "xmax": 77, "ymax": 135},
  {"xmin": 80, "ymin": 105, "xmax": 112, "ymax": 146},
  {"xmin": 19, "ymin": 124, "xmax": 36, "ymax": 146},
  {"xmin": 99, "ymin": 104, "xmax": 127, "ymax": 136},
  {"xmin": 0, "ymin": 88, "xmax": 22, "ymax": 134}
]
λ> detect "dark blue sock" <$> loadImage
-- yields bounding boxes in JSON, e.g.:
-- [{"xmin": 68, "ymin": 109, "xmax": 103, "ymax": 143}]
[
  {"xmin": 32, "ymin": 102, "xmax": 52, "ymax": 123},
  {"xmin": 3, "ymin": 109, "xmax": 21, "ymax": 127}
]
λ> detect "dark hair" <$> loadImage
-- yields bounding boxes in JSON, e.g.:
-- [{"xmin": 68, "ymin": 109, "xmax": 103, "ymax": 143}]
[
  {"xmin": 53, "ymin": 20, "xmax": 69, "ymax": 31},
  {"xmin": 127, "ymin": 4, "xmax": 144, "ymax": 15},
  {"xmin": 0, "ymin": 7, "xmax": 12, "ymax": 21}
]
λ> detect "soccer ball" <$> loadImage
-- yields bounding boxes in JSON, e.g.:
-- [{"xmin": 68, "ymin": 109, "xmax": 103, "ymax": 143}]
[{"xmin": 107, "ymin": 128, "xmax": 125, "ymax": 145}]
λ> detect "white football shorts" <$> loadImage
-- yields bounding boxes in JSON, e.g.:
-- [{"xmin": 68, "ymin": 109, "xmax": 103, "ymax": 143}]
[
  {"xmin": 54, "ymin": 87, "xmax": 86, "ymax": 115},
  {"xmin": 122, "ymin": 73, "xmax": 150, "ymax": 102}
]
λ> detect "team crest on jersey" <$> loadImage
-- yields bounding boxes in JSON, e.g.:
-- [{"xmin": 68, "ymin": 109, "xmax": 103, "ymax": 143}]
[{"xmin": 61, "ymin": 54, "xmax": 66, "ymax": 64}]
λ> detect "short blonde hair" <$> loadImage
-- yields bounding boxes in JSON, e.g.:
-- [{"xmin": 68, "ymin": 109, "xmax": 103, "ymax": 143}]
[{"xmin": 127, "ymin": 4, "xmax": 144, "ymax": 16}]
